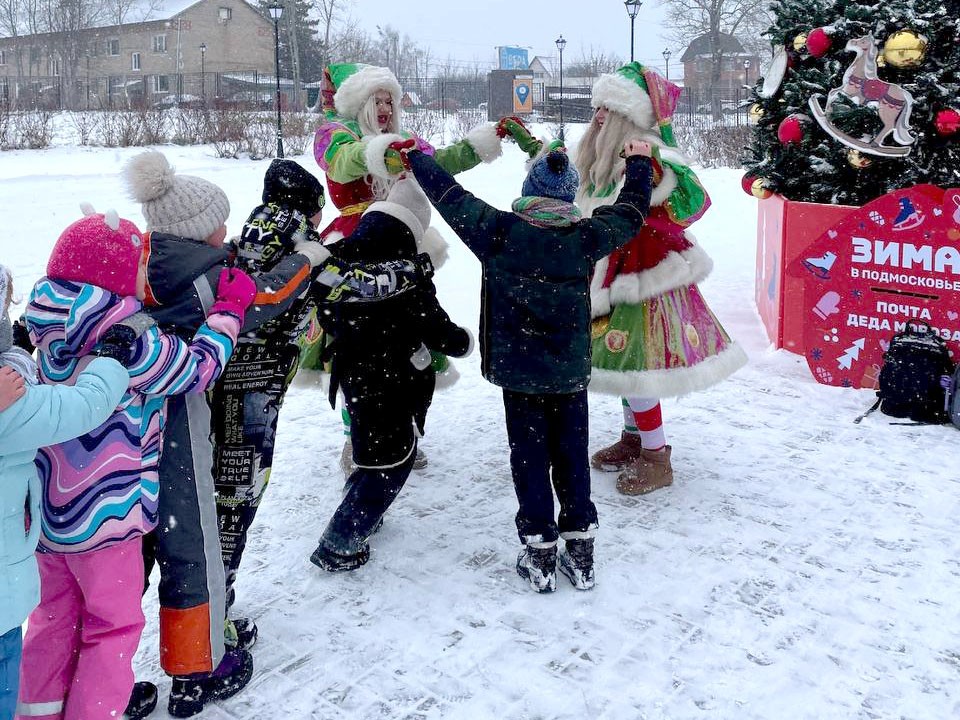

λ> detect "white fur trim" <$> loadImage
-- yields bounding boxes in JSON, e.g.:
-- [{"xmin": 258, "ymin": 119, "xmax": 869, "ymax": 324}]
[
  {"xmin": 465, "ymin": 124, "xmax": 503, "ymax": 163},
  {"xmin": 434, "ymin": 359, "xmax": 460, "ymax": 390},
  {"xmin": 604, "ymin": 244, "xmax": 714, "ymax": 307},
  {"xmin": 649, "ymin": 164, "xmax": 677, "ymax": 207},
  {"xmin": 364, "ymin": 133, "xmax": 403, "ymax": 180},
  {"xmin": 590, "ymin": 235, "xmax": 713, "ymax": 317},
  {"xmin": 590, "ymin": 255, "xmax": 612, "ymax": 316},
  {"xmin": 591, "ymin": 73, "xmax": 654, "ymax": 131},
  {"xmin": 334, "ymin": 66, "xmax": 401, "ymax": 120},
  {"xmin": 419, "ymin": 226, "xmax": 449, "ymax": 270},
  {"xmin": 365, "ymin": 201, "xmax": 424, "ymax": 244},
  {"xmin": 588, "ymin": 343, "xmax": 748, "ymax": 398},
  {"xmin": 455, "ymin": 327, "xmax": 476, "ymax": 358}
]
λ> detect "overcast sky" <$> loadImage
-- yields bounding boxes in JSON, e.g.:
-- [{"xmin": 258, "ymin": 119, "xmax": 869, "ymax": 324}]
[{"xmin": 354, "ymin": 0, "xmax": 675, "ymax": 77}]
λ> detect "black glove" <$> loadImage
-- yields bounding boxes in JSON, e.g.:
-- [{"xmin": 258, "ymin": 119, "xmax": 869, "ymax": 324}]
[
  {"xmin": 413, "ymin": 252, "xmax": 435, "ymax": 281},
  {"xmin": 95, "ymin": 324, "xmax": 138, "ymax": 366},
  {"xmin": 12, "ymin": 319, "xmax": 34, "ymax": 354}
]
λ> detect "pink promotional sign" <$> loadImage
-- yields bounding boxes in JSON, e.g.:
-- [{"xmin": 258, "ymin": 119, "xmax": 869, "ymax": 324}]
[{"xmin": 788, "ymin": 184, "xmax": 960, "ymax": 389}]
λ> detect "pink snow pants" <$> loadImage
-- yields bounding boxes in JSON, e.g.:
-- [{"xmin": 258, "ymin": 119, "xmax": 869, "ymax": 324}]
[{"xmin": 16, "ymin": 538, "xmax": 145, "ymax": 720}]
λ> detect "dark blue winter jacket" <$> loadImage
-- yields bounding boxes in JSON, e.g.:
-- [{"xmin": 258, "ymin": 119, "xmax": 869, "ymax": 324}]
[{"xmin": 408, "ymin": 151, "xmax": 653, "ymax": 394}]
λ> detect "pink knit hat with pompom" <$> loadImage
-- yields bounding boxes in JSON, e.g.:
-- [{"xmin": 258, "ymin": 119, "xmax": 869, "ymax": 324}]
[{"xmin": 47, "ymin": 204, "xmax": 144, "ymax": 297}]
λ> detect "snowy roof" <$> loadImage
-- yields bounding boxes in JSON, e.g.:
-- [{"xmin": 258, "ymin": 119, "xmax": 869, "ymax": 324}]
[
  {"xmin": 679, "ymin": 32, "xmax": 746, "ymax": 62},
  {"xmin": 82, "ymin": 0, "xmax": 203, "ymax": 29},
  {"xmin": 94, "ymin": 0, "xmax": 256, "ymax": 30}
]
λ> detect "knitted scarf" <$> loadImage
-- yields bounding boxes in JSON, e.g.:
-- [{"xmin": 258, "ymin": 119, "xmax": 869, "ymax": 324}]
[{"xmin": 511, "ymin": 196, "xmax": 582, "ymax": 228}]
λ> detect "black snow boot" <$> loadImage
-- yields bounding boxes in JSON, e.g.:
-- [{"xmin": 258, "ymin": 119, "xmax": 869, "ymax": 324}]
[
  {"xmin": 516, "ymin": 543, "xmax": 558, "ymax": 593},
  {"xmin": 123, "ymin": 681, "xmax": 158, "ymax": 719},
  {"xmin": 168, "ymin": 648, "xmax": 254, "ymax": 718},
  {"xmin": 310, "ymin": 540, "xmax": 370, "ymax": 572},
  {"xmin": 558, "ymin": 538, "xmax": 595, "ymax": 590},
  {"xmin": 225, "ymin": 617, "xmax": 259, "ymax": 651}
]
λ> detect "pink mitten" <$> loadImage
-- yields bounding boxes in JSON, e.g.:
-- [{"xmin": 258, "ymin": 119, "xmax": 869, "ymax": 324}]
[{"xmin": 208, "ymin": 267, "xmax": 257, "ymax": 322}]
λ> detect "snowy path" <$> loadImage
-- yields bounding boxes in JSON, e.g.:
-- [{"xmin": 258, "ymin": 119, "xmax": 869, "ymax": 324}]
[{"xmin": 2, "ymin": 141, "xmax": 957, "ymax": 719}]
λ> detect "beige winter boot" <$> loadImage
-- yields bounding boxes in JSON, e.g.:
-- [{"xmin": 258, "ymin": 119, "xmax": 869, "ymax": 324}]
[
  {"xmin": 615, "ymin": 445, "xmax": 674, "ymax": 495},
  {"xmin": 590, "ymin": 431, "xmax": 645, "ymax": 471}
]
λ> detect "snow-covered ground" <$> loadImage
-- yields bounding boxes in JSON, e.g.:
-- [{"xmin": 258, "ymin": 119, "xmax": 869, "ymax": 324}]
[{"xmin": 3, "ymin": 125, "xmax": 959, "ymax": 719}]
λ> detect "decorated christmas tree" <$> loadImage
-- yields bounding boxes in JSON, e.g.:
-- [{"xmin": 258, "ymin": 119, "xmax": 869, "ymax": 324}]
[{"xmin": 744, "ymin": 0, "xmax": 960, "ymax": 205}]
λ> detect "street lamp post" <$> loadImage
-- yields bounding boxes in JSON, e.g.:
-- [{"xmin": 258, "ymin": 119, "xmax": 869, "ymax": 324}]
[
  {"xmin": 743, "ymin": 58, "xmax": 751, "ymax": 85},
  {"xmin": 268, "ymin": 2, "xmax": 284, "ymax": 158},
  {"xmin": 556, "ymin": 34, "xmax": 566, "ymax": 142},
  {"xmin": 662, "ymin": 48, "xmax": 672, "ymax": 81},
  {"xmin": 624, "ymin": 0, "xmax": 642, "ymax": 63},
  {"xmin": 199, "ymin": 43, "xmax": 206, "ymax": 104}
]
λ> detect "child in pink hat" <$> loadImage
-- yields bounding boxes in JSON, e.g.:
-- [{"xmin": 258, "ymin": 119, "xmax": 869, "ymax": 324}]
[{"xmin": 16, "ymin": 207, "xmax": 255, "ymax": 720}]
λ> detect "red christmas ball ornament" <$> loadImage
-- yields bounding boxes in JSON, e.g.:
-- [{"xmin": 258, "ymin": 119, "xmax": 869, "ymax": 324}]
[
  {"xmin": 934, "ymin": 108, "xmax": 960, "ymax": 136},
  {"xmin": 741, "ymin": 173, "xmax": 756, "ymax": 196},
  {"xmin": 777, "ymin": 114, "xmax": 807, "ymax": 145},
  {"xmin": 806, "ymin": 28, "xmax": 832, "ymax": 58}
]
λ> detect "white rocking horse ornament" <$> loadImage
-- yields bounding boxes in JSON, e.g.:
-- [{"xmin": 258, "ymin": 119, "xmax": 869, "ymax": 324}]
[{"xmin": 808, "ymin": 34, "xmax": 917, "ymax": 157}]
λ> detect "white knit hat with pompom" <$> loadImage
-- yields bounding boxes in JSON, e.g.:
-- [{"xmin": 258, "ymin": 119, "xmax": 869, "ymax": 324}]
[{"xmin": 124, "ymin": 150, "xmax": 230, "ymax": 242}]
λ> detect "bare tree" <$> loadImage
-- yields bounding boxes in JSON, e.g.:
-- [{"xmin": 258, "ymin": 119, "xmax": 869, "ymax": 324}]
[
  {"xmin": 659, "ymin": 0, "xmax": 768, "ymax": 117},
  {"xmin": 565, "ymin": 45, "xmax": 624, "ymax": 79},
  {"xmin": 315, "ymin": 0, "xmax": 352, "ymax": 69}
]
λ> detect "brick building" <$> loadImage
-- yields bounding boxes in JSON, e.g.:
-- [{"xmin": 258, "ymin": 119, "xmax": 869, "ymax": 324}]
[
  {"xmin": 679, "ymin": 31, "xmax": 757, "ymax": 94},
  {"xmin": 0, "ymin": 0, "xmax": 275, "ymax": 109}
]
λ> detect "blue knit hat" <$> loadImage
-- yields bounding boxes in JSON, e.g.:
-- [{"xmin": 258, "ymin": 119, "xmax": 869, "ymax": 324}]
[{"xmin": 521, "ymin": 150, "xmax": 580, "ymax": 202}]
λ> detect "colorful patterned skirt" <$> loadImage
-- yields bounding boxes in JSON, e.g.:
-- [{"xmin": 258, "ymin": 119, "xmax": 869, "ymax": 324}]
[{"xmin": 589, "ymin": 284, "xmax": 747, "ymax": 398}]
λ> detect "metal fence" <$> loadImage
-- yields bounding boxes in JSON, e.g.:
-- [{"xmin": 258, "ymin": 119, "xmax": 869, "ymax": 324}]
[
  {"xmin": 0, "ymin": 71, "xmax": 754, "ymax": 127},
  {"xmin": 539, "ymin": 84, "xmax": 753, "ymax": 127},
  {"xmin": 0, "ymin": 70, "xmax": 299, "ymax": 111}
]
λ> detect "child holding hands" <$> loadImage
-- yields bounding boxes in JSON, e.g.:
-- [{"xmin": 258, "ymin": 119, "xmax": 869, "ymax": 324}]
[
  {"xmin": 15, "ymin": 209, "xmax": 253, "ymax": 720},
  {"xmin": 0, "ymin": 263, "xmax": 131, "ymax": 720},
  {"xmin": 392, "ymin": 138, "xmax": 655, "ymax": 592}
]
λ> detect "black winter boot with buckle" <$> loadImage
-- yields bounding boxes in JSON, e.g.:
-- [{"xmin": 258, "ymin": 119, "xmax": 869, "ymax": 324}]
[
  {"xmin": 123, "ymin": 681, "xmax": 158, "ymax": 720},
  {"xmin": 559, "ymin": 537, "xmax": 596, "ymax": 590},
  {"xmin": 516, "ymin": 543, "xmax": 558, "ymax": 593},
  {"xmin": 225, "ymin": 617, "xmax": 259, "ymax": 651},
  {"xmin": 168, "ymin": 647, "xmax": 254, "ymax": 718}
]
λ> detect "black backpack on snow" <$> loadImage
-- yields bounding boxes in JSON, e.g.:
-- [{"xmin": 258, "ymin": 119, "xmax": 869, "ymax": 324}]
[{"xmin": 859, "ymin": 322, "xmax": 955, "ymax": 424}]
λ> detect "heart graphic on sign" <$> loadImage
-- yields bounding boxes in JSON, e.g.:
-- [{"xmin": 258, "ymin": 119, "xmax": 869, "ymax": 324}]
[{"xmin": 789, "ymin": 184, "xmax": 960, "ymax": 389}]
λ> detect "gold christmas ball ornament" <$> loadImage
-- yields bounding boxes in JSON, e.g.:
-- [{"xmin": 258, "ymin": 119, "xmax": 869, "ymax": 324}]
[
  {"xmin": 748, "ymin": 103, "xmax": 764, "ymax": 123},
  {"xmin": 792, "ymin": 33, "xmax": 808, "ymax": 53},
  {"xmin": 847, "ymin": 149, "xmax": 872, "ymax": 169},
  {"xmin": 882, "ymin": 30, "xmax": 928, "ymax": 68},
  {"xmin": 751, "ymin": 177, "xmax": 774, "ymax": 199}
]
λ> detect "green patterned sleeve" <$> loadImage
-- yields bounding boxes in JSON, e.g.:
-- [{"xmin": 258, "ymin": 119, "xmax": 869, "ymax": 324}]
[{"xmin": 324, "ymin": 131, "xmax": 370, "ymax": 184}]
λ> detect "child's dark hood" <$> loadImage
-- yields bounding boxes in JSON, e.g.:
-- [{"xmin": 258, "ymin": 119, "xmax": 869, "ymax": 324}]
[{"xmin": 144, "ymin": 231, "xmax": 229, "ymax": 306}]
